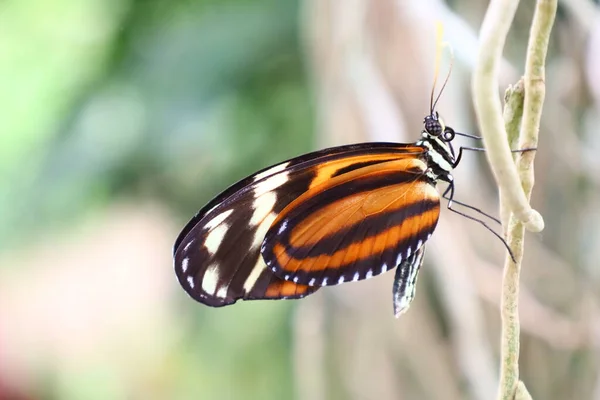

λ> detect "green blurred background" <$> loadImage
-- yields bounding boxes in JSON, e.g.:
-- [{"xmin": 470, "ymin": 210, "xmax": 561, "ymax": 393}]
[{"xmin": 2, "ymin": 0, "xmax": 600, "ymax": 399}]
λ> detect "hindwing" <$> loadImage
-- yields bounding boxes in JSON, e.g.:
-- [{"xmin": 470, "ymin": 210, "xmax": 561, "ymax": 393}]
[{"xmin": 261, "ymin": 158, "xmax": 440, "ymax": 287}]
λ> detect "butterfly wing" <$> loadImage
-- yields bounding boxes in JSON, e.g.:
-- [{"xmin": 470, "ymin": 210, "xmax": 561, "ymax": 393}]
[
  {"xmin": 393, "ymin": 245, "xmax": 426, "ymax": 317},
  {"xmin": 261, "ymin": 158, "xmax": 440, "ymax": 287},
  {"xmin": 174, "ymin": 142, "xmax": 426, "ymax": 306}
]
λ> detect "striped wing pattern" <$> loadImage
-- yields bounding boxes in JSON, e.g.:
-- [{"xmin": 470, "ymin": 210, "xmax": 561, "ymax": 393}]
[
  {"xmin": 174, "ymin": 143, "xmax": 426, "ymax": 307},
  {"xmin": 261, "ymin": 158, "xmax": 440, "ymax": 287}
]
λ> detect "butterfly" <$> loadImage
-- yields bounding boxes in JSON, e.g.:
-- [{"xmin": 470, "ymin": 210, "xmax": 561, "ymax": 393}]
[{"xmin": 171, "ymin": 108, "xmax": 500, "ymax": 317}]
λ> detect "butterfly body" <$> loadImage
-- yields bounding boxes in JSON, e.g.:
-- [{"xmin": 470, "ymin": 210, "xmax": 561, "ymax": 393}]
[{"xmin": 174, "ymin": 113, "xmax": 458, "ymax": 316}]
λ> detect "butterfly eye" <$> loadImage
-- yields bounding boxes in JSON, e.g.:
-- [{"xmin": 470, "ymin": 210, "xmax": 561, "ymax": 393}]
[
  {"xmin": 442, "ymin": 127, "xmax": 455, "ymax": 142},
  {"xmin": 424, "ymin": 116, "xmax": 443, "ymax": 136}
]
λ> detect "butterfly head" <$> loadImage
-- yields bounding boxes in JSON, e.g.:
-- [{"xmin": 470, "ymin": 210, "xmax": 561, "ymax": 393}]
[
  {"xmin": 418, "ymin": 112, "xmax": 457, "ymax": 181},
  {"xmin": 423, "ymin": 112, "xmax": 455, "ymax": 142}
]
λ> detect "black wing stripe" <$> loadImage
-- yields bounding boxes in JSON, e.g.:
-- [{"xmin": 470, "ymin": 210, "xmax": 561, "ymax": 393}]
[{"xmin": 283, "ymin": 200, "xmax": 439, "ymax": 258}]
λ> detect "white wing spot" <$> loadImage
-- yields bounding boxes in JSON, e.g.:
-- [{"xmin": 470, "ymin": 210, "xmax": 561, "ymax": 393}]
[
  {"xmin": 278, "ymin": 220, "xmax": 288, "ymax": 235},
  {"xmin": 365, "ymin": 270, "xmax": 373, "ymax": 279},
  {"xmin": 322, "ymin": 277, "xmax": 328, "ymax": 286},
  {"xmin": 417, "ymin": 239, "xmax": 423, "ymax": 249},
  {"xmin": 396, "ymin": 253, "xmax": 403, "ymax": 265},
  {"xmin": 202, "ymin": 264, "xmax": 220, "ymax": 295},
  {"xmin": 243, "ymin": 257, "xmax": 267, "ymax": 293},
  {"xmin": 293, "ymin": 276, "xmax": 299, "ymax": 283},
  {"xmin": 187, "ymin": 276, "xmax": 195, "ymax": 289},
  {"xmin": 407, "ymin": 247, "xmax": 412, "ymax": 258},
  {"xmin": 251, "ymin": 212, "xmax": 277, "ymax": 250},
  {"xmin": 205, "ymin": 209, "xmax": 233, "ymax": 231},
  {"xmin": 285, "ymin": 274, "xmax": 290, "ymax": 280},
  {"xmin": 253, "ymin": 172, "xmax": 289, "ymax": 197},
  {"xmin": 309, "ymin": 278, "xmax": 316, "ymax": 286},
  {"xmin": 250, "ymin": 192, "xmax": 277, "ymax": 226},
  {"xmin": 338, "ymin": 276, "xmax": 345, "ymax": 284},
  {"xmin": 253, "ymin": 162, "xmax": 290, "ymax": 181},
  {"xmin": 204, "ymin": 223, "xmax": 229, "ymax": 255},
  {"xmin": 183, "ymin": 239, "xmax": 195, "ymax": 252},
  {"xmin": 353, "ymin": 272, "xmax": 360, "ymax": 281},
  {"xmin": 427, "ymin": 233, "xmax": 432, "ymax": 240},
  {"xmin": 381, "ymin": 263, "xmax": 388, "ymax": 274},
  {"xmin": 181, "ymin": 257, "xmax": 189, "ymax": 273},
  {"xmin": 216, "ymin": 286, "xmax": 228, "ymax": 298}
]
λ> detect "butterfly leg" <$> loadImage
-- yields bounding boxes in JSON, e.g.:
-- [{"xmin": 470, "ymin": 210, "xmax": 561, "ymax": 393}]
[
  {"xmin": 443, "ymin": 181, "xmax": 516, "ymax": 262},
  {"xmin": 452, "ymin": 146, "xmax": 537, "ymax": 169},
  {"xmin": 441, "ymin": 180, "xmax": 501, "ymax": 225}
]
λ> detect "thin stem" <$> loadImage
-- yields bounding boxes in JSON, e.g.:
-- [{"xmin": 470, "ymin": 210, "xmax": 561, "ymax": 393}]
[
  {"xmin": 472, "ymin": 0, "xmax": 544, "ymax": 233},
  {"xmin": 518, "ymin": 0, "xmax": 557, "ymax": 196},
  {"xmin": 500, "ymin": 80, "xmax": 525, "ymax": 230},
  {"xmin": 497, "ymin": 1, "xmax": 557, "ymax": 400}
]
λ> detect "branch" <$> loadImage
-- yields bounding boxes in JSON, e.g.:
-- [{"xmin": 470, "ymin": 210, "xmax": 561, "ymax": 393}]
[
  {"xmin": 497, "ymin": 1, "xmax": 557, "ymax": 400},
  {"xmin": 472, "ymin": 0, "xmax": 544, "ymax": 233}
]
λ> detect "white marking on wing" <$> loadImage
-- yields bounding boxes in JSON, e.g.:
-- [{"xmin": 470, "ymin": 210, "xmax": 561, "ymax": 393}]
[
  {"xmin": 338, "ymin": 276, "xmax": 345, "ymax": 284},
  {"xmin": 253, "ymin": 162, "xmax": 290, "ymax": 181},
  {"xmin": 251, "ymin": 212, "xmax": 278, "ymax": 250},
  {"xmin": 365, "ymin": 269, "xmax": 373, "ymax": 279},
  {"xmin": 381, "ymin": 263, "xmax": 388, "ymax": 274},
  {"xmin": 278, "ymin": 220, "xmax": 288, "ymax": 235},
  {"xmin": 183, "ymin": 239, "xmax": 195, "ymax": 252},
  {"xmin": 216, "ymin": 286, "xmax": 228, "ymax": 298},
  {"xmin": 243, "ymin": 257, "xmax": 267, "ymax": 293},
  {"xmin": 309, "ymin": 278, "xmax": 316, "ymax": 286},
  {"xmin": 250, "ymin": 192, "xmax": 277, "ymax": 226},
  {"xmin": 202, "ymin": 264, "xmax": 219, "ymax": 295},
  {"xmin": 353, "ymin": 272, "xmax": 360, "ymax": 281},
  {"xmin": 322, "ymin": 277, "xmax": 328, "ymax": 286},
  {"xmin": 187, "ymin": 276, "xmax": 195, "ymax": 289},
  {"xmin": 253, "ymin": 172, "xmax": 289, "ymax": 197},
  {"xmin": 204, "ymin": 223, "xmax": 229, "ymax": 254},
  {"xmin": 396, "ymin": 253, "xmax": 403, "ymax": 265},
  {"xmin": 181, "ymin": 257, "xmax": 189, "ymax": 273},
  {"xmin": 205, "ymin": 209, "xmax": 233, "ymax": 231}
]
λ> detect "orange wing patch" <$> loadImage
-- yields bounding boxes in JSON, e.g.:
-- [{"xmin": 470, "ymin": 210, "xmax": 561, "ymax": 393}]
[
  {"xmin": 262, "ymin": 158, "xmax": 440, "ymax": 286},
  {"xmin": 263, "ymin": 279, "xmax": 317, "ymax": 299},
  {"xmin": 308, "ymin": 146, "xmax": 425, "ymax": 189}
]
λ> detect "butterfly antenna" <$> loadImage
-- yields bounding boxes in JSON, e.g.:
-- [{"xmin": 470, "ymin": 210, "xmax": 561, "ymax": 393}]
[
  {"xmin": 430, "ymin": 23, "xmax": 444, "ymax": 114},
  {"xmin": 431, "ymin": 42, "xmax": 454, "ymax": 113}
]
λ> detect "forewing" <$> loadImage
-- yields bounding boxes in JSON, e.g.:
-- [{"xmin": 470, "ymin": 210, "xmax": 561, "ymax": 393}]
[
  {"xmin": 261, "ymin": 158, "xmax": 440, "ymax": 287},
  {"xmin": 392, "ymin": 245, "xmax": 426, "ymax": 317},
  {"xmin": 174, "ymin": 142, "xmax": 425, "ymax": 306}
]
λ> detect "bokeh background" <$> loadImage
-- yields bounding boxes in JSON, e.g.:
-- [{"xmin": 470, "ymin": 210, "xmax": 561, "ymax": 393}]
[{"xmin": 2, "ymin": 0, "xmax": 600, "ymax": 399}]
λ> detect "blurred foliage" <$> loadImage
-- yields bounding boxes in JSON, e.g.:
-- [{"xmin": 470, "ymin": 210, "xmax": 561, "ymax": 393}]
[
  {"xmin": 0, "ymin": 0, "xmax": 313, "ymax": 252},
  {"xmin": 1, "ymin": 1, "xmax": 312, "ymax": 399}
]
